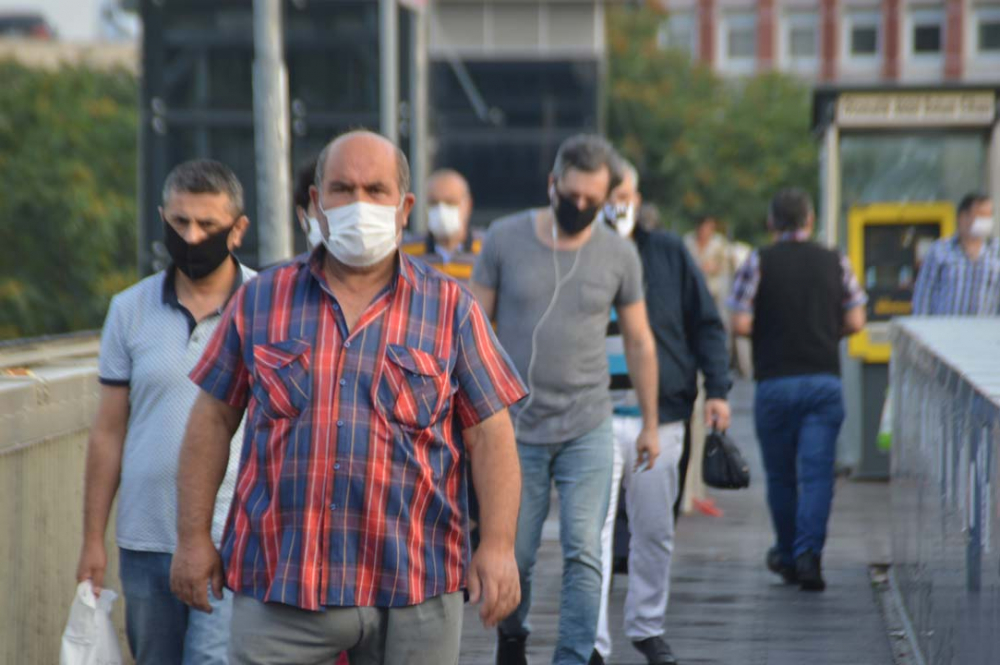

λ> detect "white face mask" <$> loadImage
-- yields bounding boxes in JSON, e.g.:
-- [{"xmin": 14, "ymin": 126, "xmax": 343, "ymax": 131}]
[
  {"xmin": 321, "ymin": 200, "xmax": 401, "ymax": 267},
  {"xmin": 970, "ymin": 216, "xmax": 994, "ymax": 239},
  {"xmin": 427, "ymin": 203, "xmax": 463, "ymax": 240},
  {"xmin": 603, "ymin": 202, "xmax": 636, "ymax": 238},
  {"xmin": 305, "ymin": 217, "xmax": 324, "ymax": 250}
]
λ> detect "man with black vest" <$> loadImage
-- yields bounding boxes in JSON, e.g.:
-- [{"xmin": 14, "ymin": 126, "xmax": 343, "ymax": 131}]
[{"xmin": 727, "ymin": 188, "xmax": 867, "ymax": 592}]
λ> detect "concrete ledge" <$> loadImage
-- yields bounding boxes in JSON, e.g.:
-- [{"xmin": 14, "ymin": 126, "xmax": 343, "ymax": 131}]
[{"xmin": 0, "ymin": 360, "xmax": 98, "ymax": 455}]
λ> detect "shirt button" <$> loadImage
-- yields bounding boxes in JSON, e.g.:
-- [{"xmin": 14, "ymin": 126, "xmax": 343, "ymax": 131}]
[
  {"xmin": 344, "ymin": 340, "xmax": 351, "ymax": 349},
  {"xmin": 330, "ymin": 503, "xmax": 337, "ymax": 511},
  {"xmin": 339, "ymin": 378, "xmax": 346, "ymax": 386},
  {"xmin": 333, "ymin": 303, "xmax": 340, "ymax": 310},
  {"xmin": 336, "ymin": 420, "xmax": 344, "ymax": 427},
  {"xmin": 334, "ymin": 463, "xmax": 341, "ymax": 470}
]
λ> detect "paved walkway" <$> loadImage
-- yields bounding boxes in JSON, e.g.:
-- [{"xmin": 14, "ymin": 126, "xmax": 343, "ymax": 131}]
[{"xmin": 459, "ymin": 379, "xmax": 895, "ymax": 664}]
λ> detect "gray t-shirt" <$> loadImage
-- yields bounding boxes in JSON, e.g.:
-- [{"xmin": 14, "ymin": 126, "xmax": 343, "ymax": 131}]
[
  {"xmin": 472, "ymin": 210, "xmax": 643, "ymax": 443},
  {"xmin": 98, "ymin": 265, "xmax": 254, "ymax": 552}
]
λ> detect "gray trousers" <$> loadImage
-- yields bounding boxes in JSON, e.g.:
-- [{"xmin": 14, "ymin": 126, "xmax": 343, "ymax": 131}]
[
  {"xmin": 595, "ymin": 419, "xmax": 685, "ymax": 658},
  {"xmin": 229, "ymin": 592, "xmax": 463, "ymax": 665}
]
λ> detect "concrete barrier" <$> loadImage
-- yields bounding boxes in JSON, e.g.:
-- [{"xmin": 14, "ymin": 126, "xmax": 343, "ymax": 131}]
[
  {"xmin": 0, "ymin": 349, "xmax": 129, "ymax": 663},
  {"xmin": 890, "ymin": 318, "xmax": 1000, "ymax": 665}
]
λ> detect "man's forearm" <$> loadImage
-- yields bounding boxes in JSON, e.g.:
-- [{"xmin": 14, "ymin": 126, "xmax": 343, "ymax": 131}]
[
  {"xmin": 82, "ymin": 433, "xmax": 124, "ymax": 543},
  {"xmin": 177, "ymin": 392, "xmax": 241, "ymax": 541},
  {"xmin": 467, "ymin": 412, "xmax": 520, "ymax": 549},
  {"xmin": 625, "ymin": 337, "xmax": 659, "ymax": 429}
]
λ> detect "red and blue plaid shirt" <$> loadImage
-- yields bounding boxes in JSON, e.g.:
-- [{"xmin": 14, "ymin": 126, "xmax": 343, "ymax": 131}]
[{"xmin": 190, "ymin": 249, "xmax": 526, "ymax": 610}]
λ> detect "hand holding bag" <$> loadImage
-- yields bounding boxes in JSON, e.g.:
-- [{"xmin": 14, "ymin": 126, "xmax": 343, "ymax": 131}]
[{"xmin": 702, "ymin": 427, "xmax": 750, "ymax": 490}]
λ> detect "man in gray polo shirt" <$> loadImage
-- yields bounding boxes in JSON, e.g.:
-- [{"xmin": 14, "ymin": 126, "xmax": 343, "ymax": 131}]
[
  {"xmin": 76, "ymin": 159, "xmax": 255, "ymax": 665},
  {"xmin": 472, "ymin": 135, "xmax": 660, "ymax": 665}
]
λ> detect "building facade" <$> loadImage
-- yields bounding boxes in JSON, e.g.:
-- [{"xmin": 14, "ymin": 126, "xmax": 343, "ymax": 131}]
[{"xmin": 660, "ymin": 0, "xmax": 1000, "ymax": 83}]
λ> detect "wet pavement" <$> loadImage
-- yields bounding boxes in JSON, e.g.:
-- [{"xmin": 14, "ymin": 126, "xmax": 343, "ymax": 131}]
[{"xmin": 458, "ymin": 378, "xmax": 896, "ymax": 664}]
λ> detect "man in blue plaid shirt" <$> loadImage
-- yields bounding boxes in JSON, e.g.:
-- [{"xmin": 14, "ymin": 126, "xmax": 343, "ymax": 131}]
[{"xmin": 912, "ymin": 193, "xmax": 1000, "ymax": 316}]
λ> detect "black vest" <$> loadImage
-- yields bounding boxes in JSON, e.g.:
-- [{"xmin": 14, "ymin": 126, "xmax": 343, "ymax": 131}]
[{"xmin": 752, "ymin": 241, "xmax": 843, "ymax": 381}]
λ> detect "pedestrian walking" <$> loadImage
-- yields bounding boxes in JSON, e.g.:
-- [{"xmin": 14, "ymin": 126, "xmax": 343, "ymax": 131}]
[
  {"xmin": 471, "ymin": 135, "xmax": 661, "ymax": 665},
  {"xmin": 912, "ymin": 192, "xmax": 1000, "ymax": 315},
  {"xmin": 727, "ymin": 188, "xmax": 867, "ymax": 592},
  {"xmin": 402, "ymin": 168, "xmax": 482, "ymax": 281},
  {"xmin": 169, "ymin": 130, "xmax": 527, "ymax": 664},
  {"xmin": 76, "ymin": 159, "xmax": 255, "ymax": 664},
  {"xmin": 593, "ymin": 158, "xmax": 731, "ymax": 665}
]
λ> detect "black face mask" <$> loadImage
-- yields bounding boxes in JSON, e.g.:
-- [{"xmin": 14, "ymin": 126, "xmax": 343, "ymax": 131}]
[
  {"xmin": 164, "ymin": 221, "xmax": 233, "ymax": 280},
  {"xmin": 552, "ymin": 189, "xmax": 599, "ymax": 236}
]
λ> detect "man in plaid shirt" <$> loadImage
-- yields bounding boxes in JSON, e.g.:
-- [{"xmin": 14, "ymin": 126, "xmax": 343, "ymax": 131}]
[
  {"xmin": 912, "ymin": 192, "xmax": 1000, "ymax": 316},
  {"xmin": 170, "ymin": 130, "xmax": 527, "ymax": 664}
]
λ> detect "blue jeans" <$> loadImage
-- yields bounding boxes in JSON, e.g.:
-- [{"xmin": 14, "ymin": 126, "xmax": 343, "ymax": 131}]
[
  {"xmin": 499, "ymin": 417, "xmax": 613, "ymax": 665},
  {"xmin": 754, "ymin": 375, "xmax": 845, "ymax": 564},
  {"xmin": 119, "ymin": 548, "xmax": 233, "ymax": 665}
]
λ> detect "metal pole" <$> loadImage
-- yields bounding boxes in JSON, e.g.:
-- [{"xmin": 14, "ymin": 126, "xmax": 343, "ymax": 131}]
[
  {"xmin": 252, "ymin": 0, "xmax": 293, "ymax": 267},
  {"xmin": 409, "ymin": 5, "xmax": 429, "ymax": 233},
  {"xmin": 380, "ymin": 0, "xmax": 400, "ymax": 145}
]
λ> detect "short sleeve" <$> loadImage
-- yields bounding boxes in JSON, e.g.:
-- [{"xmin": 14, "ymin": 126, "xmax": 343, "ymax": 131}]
[
  {"xmin": 98, "ymin": 295, "xmax": 131, "ymax": 386},
  {"xmin": 614, "ymin": 242, "xmax": 644, "ymax": 308},
  {"xmin": 471, "ymin": 223, "xmax": 501, "ymax": 290},
  {"xmin": 839, "ymin": 253, "xmax": 868, "ymax": 310},
  {"xmin": 726, "ymin": 250, "xmax": 760, "ymax": 314},
  {"xmin": 190, "ymin": 286, "xmax": 251, "ymax": 409},
  {"xmin": 451, "ymin": 296, "xmax": 527, "ymax": 430}
]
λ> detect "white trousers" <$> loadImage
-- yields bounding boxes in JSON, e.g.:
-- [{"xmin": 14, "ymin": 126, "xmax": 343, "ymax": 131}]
[{"xmin": 595, "ymin": 418, "xmax": 685, "ymax": 658}]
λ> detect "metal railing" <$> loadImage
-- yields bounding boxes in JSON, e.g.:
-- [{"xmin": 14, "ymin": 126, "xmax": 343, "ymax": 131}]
[{"xmin": 890, "ymin": 318, "xmax": 1000, "ymax": 665}]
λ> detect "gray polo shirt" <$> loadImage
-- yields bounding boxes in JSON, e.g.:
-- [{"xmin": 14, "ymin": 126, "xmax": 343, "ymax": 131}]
[
  {"xmin": 98, "ymin": 260, "xmax": 255, "ymax": 552},
  {"xmin": 472, "ymin": 210, "xmax": 643, "ymax": 444}
]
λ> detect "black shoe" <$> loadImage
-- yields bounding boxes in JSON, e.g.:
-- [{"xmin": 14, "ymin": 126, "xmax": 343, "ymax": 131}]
[
  {"xmin": 766, "ymin": 547, "xmax": 798, "ymax": 584},
  {"xmin": 588, "ymin": 649, "xmax": 606, "ymax": 665},
  {"xmin": 632, "ymin": 636, "xmax": 679, "ymax": 665},
  {"xmin": 496, "ymin": 631, "xmax": 527, "ymax": 665},
  {"xmin": 796, "ymin": 551, "xmax": 826, "ymax": 592}
]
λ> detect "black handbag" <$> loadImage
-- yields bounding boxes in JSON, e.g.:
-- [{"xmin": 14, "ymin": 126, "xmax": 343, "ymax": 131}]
[{"xmin": 702, "ymin": 428, "xmax": 750, "ymax": 489}]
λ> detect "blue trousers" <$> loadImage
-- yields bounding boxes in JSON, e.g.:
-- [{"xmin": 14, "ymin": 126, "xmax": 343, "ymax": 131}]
[
  {"xmin": 119, "ymin": 548, "xmax": 232, "ymax": 665},
  {"xmin": 499, "ymin": 417, "xmax": 614, "ymax": 665},
  {"xmin": 754, "ymin": 375, "xmax": 845, "ymax": 565}
]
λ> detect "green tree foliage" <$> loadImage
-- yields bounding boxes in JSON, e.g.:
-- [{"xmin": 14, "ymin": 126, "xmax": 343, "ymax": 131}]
[
  {"xmin": 0, "ymin": 60, "xmax": 138, "ymax": 340},
  {"xmin": 607, "ymin": 4, "xmax": 818, "ymax": 243}
]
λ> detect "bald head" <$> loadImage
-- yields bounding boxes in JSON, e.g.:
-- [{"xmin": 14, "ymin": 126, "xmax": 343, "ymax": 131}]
[
  {"xmin": 309, "ymin": 130, "xmax": 416, "ymax": 244},
  {"xmin": 314, "ymin": 130, "xmax": 411, "ymax": 199}
]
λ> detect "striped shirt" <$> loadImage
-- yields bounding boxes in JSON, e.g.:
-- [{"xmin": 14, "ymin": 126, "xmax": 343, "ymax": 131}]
[
  {"xmin": 727, "ymin": 233, "xmax": 867, "ymax": 314},
  {"xmin": 911, "ymin": 236, "xmax": 1000, "ymax": 316},
  {"xmin": 190, "ymin": 248, "xmax": 526, "ymax": 610},
  {"xmin": 605, "ymin": 308, "xmax": 640, "ymax": 417}
]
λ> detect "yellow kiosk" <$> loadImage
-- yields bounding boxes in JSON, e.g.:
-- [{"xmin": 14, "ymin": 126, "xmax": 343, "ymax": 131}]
[
  {"xmin": 846, "ymin": 202, "xmax": 955, "ymax": 363},
  {"xmin": 813, "ymin": 86, "xmax": 999, "ymax": 478}
]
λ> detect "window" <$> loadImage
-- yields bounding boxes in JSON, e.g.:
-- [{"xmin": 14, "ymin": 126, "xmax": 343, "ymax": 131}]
[
  {"xmin": 657, "ymin": 12, "xmax": 698, "ymax": 58},
  {"xmin": 844, "ymin": 10, "xmax": 881, "ymax": 60},
  {"xmin": 977, "ymin": 8, "xmax": 1000, "ymax": 54},
  {"xmin": 782, "ymin": 11, "xmax": 819, "ymax": 67},
  {"xmin": 909, "ymin": 8, "xmax": 944, "ymax": 57},
  {"xmin": 851, "ymin": 25, "xmax": 878, "ymax": 55},
  {"xmin": 790, "ymin": 24, "xmax": 818, "ymax": 57},
  {"xmin": 720, "ymin": 11, "xmax": 756, "ymax": 72},
  {"xmin": 727, "ymin": 19, "xmax": 756, "ymax": 59}
]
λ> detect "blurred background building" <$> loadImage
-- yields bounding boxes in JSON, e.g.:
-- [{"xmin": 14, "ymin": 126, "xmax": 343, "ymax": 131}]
[{"xmin": 659, "ymin": 0, "xmax": 1000, "ymax": 84}]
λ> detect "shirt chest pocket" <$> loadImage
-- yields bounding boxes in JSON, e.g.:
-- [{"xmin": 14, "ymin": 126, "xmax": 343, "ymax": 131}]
[
  {"xmin": 251, "ymin": 340, "xmax": 312, "ymax": 421},
  {"xmin": 377, "ymin": 344, "xmax": 450, "ymax": 430}
]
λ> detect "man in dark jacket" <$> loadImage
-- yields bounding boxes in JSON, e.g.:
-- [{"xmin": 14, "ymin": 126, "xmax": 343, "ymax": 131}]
[
  {"xmin": 593, "ymin": 158, "xmax": 731, "ymax": 665},
  {"xmin": 728, "ymin": 188, "xmax": 867, "ymax": 592}
]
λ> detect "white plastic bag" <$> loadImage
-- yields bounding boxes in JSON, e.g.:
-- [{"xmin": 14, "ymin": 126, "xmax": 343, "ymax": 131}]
[{"xmin": 60, "ymin": 580, "xmax": 124, "ymax": 665}]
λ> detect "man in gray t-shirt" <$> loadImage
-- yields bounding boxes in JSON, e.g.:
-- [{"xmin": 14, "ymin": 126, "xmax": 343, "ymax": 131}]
[{"xmin": 471, "ymin": 135, "xmax": 661, "ymax": 665}]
